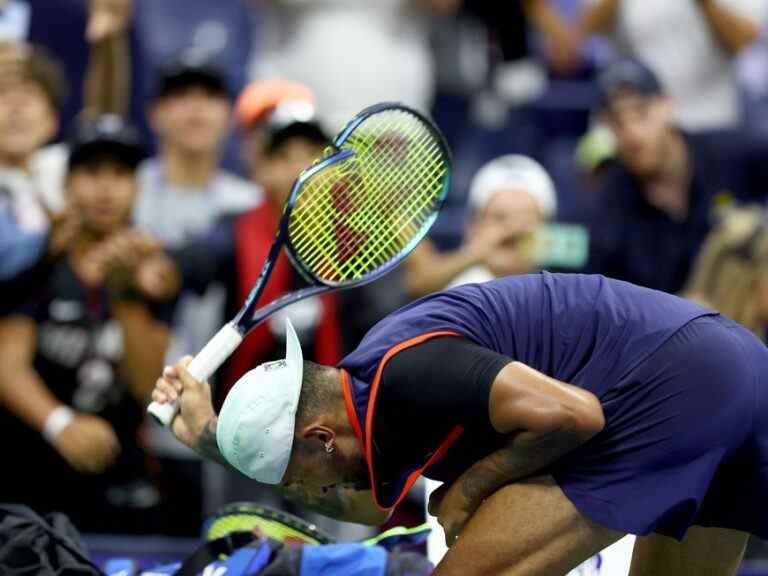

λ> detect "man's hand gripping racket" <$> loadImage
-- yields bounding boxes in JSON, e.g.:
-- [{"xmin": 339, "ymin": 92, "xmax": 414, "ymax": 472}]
[{"xmin": 148, "ymin": 102, "xmax": 452, "ymax": 426}]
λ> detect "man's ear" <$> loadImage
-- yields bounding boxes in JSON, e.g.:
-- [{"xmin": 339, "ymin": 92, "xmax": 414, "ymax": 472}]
[{"xmin": 299, "ymin": 423, "xmax": 336, "ymax": 447}]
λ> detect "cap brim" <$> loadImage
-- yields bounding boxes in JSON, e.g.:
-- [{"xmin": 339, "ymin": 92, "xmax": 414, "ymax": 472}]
[{"xmin": 284, "ymin": 317, "xmax": 304, "ymax": 414}]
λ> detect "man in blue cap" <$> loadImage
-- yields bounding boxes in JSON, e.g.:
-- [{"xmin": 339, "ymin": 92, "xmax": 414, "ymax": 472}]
[
  {"xmin": 585, "ymin": 59, "xmax": 768, "ymax": 294},
  {"xmin": 154, "ymin": 271, "xmax": 768, "ymax": 575}
]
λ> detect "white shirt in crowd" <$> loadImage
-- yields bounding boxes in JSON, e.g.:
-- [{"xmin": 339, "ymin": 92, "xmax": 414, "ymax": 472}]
[
  {"xmin": 595, "ymin": 0, "xmax": 768, "ymax": 130},
  {"xmin": 251, "ymin": 0, "xmax": 435, "ymax": 130},
  {"xmin": 133, "ymin": 158, "xmax": 262, "ymax": 366},
  {"xmin": 0, "ymin": 143, "xmax": 67, "ymax": 232}
]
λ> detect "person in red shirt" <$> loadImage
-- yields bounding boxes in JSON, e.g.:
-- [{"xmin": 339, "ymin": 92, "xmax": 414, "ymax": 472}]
[{"xmin": 171, "ymin": 79, "xmax": 343, "ymax": 404}]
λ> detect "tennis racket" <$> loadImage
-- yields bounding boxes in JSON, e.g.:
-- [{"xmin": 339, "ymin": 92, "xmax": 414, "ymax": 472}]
[
  {"xmin": 204, "ymin": 502, "xmax": 335, "ymax": 546},
  {"xmin": 148, "ymin": 102, "xmax": 451, "ymax": 425}
]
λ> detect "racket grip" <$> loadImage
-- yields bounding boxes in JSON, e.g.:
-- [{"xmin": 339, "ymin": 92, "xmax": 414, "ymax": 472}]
[{"xmin": 147, "ymin": 323, "xmax": 244, "ymax": 427}]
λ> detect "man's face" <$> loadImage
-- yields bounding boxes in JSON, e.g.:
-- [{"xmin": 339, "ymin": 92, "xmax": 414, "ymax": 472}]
[
  {"xmin": 280, "ymin": 433, "xmax": 368, "ymax": 496},
  {"xmin": 66, "ymin": 158, "xmax": 137, "ymax": 235},
  {"xmin": 151, "ymin": 86, "xmax": 230, "ymax": 156},
  {"xmin": 469, "ymin": 187, "xmax": 543, "ymax": 277},
  {"xmin": 0, "ymin": 80, "xmax": 57, "ymax": 163},
  {"xmin": 604, "ymin": 92, "xmax": 672, "ymax": 178},
  {"xmin": 253, "ymin": 136, "xmax": 325, "ymax": 207}
]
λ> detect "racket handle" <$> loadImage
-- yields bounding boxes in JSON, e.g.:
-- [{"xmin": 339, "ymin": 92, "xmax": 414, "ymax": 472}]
[{"xmin": 147, "ymin": 323, "xmax": 244, "ymax": 427}]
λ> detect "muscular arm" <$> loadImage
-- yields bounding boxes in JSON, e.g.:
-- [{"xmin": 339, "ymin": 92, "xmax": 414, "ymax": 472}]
[
  {"xmin": 0, "ymin": 316, "xmax": 62, "ymax": 432},
  {"xmin": 461, "ymin": 362, "xmax": 603, "ymax": 504},
  {"xmin": 697, "ymin": 0, "xmax": 762, "ymax": 54},
  {"xmin": 430, "ymin": 361, "xmax": 604, "ymax": 544}
]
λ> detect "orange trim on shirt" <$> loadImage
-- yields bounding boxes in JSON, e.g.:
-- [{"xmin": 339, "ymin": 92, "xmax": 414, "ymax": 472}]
[
  {"xmin": 363, "ymin": 330, "xmax": 461, "ymax": 511},
  {"xmin": 341, "ymin": 369, "xmax": 364, "ymax": 453},
  {"xmin": 389, "ymin": 424, "xmax": 464, "ymax": 511}
]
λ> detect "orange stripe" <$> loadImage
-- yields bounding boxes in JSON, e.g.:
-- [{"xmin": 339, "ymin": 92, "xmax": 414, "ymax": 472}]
[
  {"xmin": 364, "ymin": 330, "xmax": 460, "ymax": 511},
  {"xmin": 340, "ymin": 369, "xmax": 364, "ymax": 453},
  {"xmin": 389, "ymin": 424, "xmax": 464, "ymax": 511}
]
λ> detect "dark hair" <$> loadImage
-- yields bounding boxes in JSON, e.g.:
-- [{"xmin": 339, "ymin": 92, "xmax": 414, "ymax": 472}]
[{"xmin": 296, "ymin": 361, "xmax": 336, "ymax": 423}]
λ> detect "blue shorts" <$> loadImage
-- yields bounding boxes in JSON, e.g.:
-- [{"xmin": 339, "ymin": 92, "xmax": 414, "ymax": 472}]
[{"xmin": 553, "ymin": 315, "xmax": 768, "ymax": 540}]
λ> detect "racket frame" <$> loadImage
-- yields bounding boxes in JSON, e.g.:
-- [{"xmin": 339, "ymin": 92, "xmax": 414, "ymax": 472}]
[{"xmin": 233, "ymin": 102, "xmax": 451, "ymax": 333}]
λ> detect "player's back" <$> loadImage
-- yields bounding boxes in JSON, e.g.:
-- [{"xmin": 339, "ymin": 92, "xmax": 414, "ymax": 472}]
[{"xmin": 345, "ymin": 272, "xmax": 714, "ymax": 398}]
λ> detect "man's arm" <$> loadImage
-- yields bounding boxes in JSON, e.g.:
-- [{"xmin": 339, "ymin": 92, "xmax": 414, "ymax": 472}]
[
  {"xmin": 578, "ymin": 0, "xmax": 619, "ymax": 36},
  {"xmin": 523, "ymin": 0, "xmax": 583, "ymax": 74},
  {"xmin": 697, "ymin": 0, "xmax": 763, "ymax": 55},
  {"xmin": 82, "ymin": 0, "xmax": 132, "ymax": 117},
  {"xmin": 432, "ymin": 361, "xmax": 604, "ymax": 543},
  {"xmin": 0, "ymin": 316, "xmax": 61, "ymax": 432}
]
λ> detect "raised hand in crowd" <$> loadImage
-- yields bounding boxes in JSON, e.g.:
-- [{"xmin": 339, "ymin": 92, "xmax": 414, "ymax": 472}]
[
  {"xmin": 79, "ymin": 229, "xmax": 180, "ymax": 300},
  {"xmin": 51, "ymin": 412, "xmax": 121, "ymax": 474},
  {"xmin": 86, "ymin": 0, "xmax": 133, "ymax": 43}
]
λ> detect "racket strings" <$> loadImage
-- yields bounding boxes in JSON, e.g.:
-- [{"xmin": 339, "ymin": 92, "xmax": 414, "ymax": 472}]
[
  {"xmin": 290, "ymin": 111, "xmax": 441, "ymax": 252},
  {"xmin": 288, "ymin": 109, "xmax": 448, "ymax": 283},
  {"xmin": 292, "ymin": 129, "xmax": 443, "ymax": 277},
  {"xmin": 293, "ymin": 145, "xmax": 440, "ymax": 275}
]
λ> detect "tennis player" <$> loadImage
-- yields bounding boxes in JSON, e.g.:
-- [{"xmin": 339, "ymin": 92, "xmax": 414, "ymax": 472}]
[{"xmin": 152, "ymin": 272, "xmax": 768, "ymax": 575}]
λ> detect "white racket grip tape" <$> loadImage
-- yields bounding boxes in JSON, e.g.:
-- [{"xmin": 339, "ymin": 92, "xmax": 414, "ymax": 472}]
[{"xmin": 147, "ymin": 323, "xmax": 244, "ymax": 427}]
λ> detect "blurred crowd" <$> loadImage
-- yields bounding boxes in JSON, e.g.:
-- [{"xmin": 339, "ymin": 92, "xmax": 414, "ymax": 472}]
[{"xmin": 2, "ymin": 0, "xmax": 768, "ymax": 547}]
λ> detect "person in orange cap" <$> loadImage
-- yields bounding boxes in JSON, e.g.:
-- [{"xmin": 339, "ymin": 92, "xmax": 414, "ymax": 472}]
[{"xmin": 171, "ymin": 79, "xmax": 342, "ymax": 403}]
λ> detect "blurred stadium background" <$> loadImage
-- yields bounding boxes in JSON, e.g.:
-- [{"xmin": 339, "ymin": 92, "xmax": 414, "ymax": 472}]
[{"xmin": 2, "ymin": 0, "xmax": 768, "ymax": 574}]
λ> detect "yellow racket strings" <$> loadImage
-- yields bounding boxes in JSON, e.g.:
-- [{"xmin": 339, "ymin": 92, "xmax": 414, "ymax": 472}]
[
  {"xmin": 207, "ymin": 513, "xmax": 325, "ymax": 545},
  {"xmin": 288, "ymin": 109, "xmax": 448, "ymax": 283}
]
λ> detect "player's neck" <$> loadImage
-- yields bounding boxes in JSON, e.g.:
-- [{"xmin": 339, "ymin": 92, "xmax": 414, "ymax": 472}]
[{"xmin": 162, "ymin": 145, "xmax": 218, "ymax": 189}]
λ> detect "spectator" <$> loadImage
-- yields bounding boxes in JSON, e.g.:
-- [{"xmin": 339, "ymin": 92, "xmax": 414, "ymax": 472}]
[
  {"xmin": 0, "ymin": 116, "xmax": 174, "ymax": 533},
  {"xmin": 585, "ymin": 59, "xmax": 768, "ymax": 293},
  {"xmin": 251, "ymin": 0, "xmax": 454, "ymax": 129},
  {"xmin": 404, "ymin": 155, "xmax": 557, "ymax": 297},
  {"xmin": 578, "ymin": 0, "xmax": 768, "ymax": 130},
  {"xmin": 0, "ymin": 0, "xmax": 132, "ymax": 309},
  {"xmin": 173, "ymin": 79, "xmax": 342, "ymax": 398},
  {"xmin": 134, "ymin": 51, "xmax": 261, "ymax": 361},
  {"xmin": 169, "ymin": 79, "xmax": 348, "ymax": 532},
  {"xmin": 684, "ymin": 206, "xmax": 768, "ymax": 341}
]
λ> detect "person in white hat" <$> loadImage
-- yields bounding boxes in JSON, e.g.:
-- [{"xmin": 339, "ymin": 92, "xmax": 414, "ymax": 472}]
[{"xmin": 403, "ymin": 154, "xmax": 557, "ymax": 296}]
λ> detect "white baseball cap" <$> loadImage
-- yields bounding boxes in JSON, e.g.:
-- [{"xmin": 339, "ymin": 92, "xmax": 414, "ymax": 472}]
[
  {"xmin": 468, "ymin": 154, "xmax": 557, "ymax": 219},
  {"xmin": 217, "ymin": 318, "xmax": 304, "ymax": 484}
]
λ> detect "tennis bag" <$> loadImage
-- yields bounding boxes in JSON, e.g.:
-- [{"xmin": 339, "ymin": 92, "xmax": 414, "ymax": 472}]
[
  {"xmin": 0, "ymin": 504, "xmax": 103, "ymax": 575},
  {"xmin": 112, "ymin": 503, "xmax": 433, "ymax": 576}
]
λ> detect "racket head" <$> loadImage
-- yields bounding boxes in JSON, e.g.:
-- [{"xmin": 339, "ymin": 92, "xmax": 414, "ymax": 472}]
[
  {"xmin": 204, "ymin": 502, "xmax": 336, "ymax": 546},
  {"xmin": 281, "ymin": 102, "xmax": 451, "ymax": 289}
]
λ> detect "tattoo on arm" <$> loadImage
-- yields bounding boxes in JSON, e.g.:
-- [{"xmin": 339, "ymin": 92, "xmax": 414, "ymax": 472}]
[
  {"xmin": 459, "ymin": 429, "xmax": 582, "ymax": 506},
  {"xmin": 197, "ymin": 417, "xmax": 230, "ymax": 468}
]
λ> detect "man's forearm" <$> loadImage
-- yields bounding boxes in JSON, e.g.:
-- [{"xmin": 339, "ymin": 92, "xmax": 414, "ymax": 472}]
[
  {"xmin": 698, "ymin": 0, "xmax": 760, "ymax": 54},
  {"xmin": 195, "ymin": 417, "xmax": 232, "ymax": 468},
  {"xmin": 458, "ymin": 428, "xmax": 585, "ymax": 510}
]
